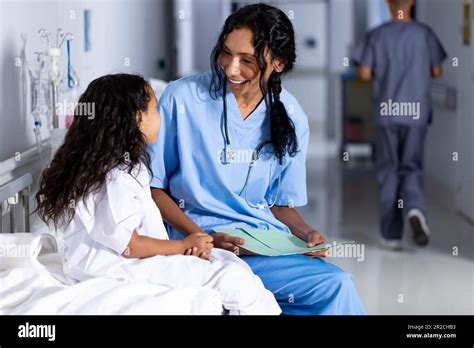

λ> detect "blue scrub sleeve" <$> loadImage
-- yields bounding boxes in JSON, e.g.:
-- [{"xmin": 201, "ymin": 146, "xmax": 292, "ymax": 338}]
[
  {"xmin": 265, "ymin": 111, "xmax": 309, "ymax": 207},
  {"xmin": 352, "ymin": 32, "xmax": 375, "ymax": 69},
  {"xmin": 148, "ymin": 89, "xmax": 179, "ymax": 189},
  {"xmin": 427, "ymin": 29, "xmax": 447, "ymax": 67}
]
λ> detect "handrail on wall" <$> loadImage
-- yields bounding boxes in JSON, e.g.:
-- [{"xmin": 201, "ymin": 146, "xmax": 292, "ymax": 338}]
[
  {"xmin": 0, "ymin": 173, "xmax": 33, "ymax": 233},
  {"xmin": 0, "ymin": 140, "xmax": 50, "ymax": 179}
]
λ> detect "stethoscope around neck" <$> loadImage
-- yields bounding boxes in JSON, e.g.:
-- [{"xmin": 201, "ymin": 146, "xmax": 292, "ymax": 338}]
[{"xmin": 221, "ymin": 77, "xmax": 283, "ymax": 210}]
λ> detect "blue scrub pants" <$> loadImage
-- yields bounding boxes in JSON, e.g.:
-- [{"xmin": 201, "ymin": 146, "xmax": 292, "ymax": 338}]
[
  {"xmin": 374, "ymin": 125, "xmax": 427, "ymax": 240},
  {"xmin": 241, "ymin": 254, "xmax": 366, "ymax": 315}
]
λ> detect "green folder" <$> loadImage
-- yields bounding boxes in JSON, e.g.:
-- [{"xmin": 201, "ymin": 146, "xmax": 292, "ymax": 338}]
[{"xmin": 214, "ymin": 227, "xmax": 353, "ymax": 257}]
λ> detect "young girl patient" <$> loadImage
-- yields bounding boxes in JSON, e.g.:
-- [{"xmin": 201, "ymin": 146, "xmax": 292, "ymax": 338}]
[{"xmin": 35, "ymin": 74, "xmax": 280, "ymax": 315}]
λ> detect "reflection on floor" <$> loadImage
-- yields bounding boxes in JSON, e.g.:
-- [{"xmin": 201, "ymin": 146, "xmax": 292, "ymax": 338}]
[{"xmin": 299, "ymin": 154, "xmax": 474, "ymax": 314}]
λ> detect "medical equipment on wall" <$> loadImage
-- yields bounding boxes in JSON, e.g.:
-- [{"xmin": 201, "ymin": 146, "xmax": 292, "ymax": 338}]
[
  {"xmin": 39, "ymin": 28, "xmax": 76, "ymax": 128},
  {"xmin": 19, "ymin": 34, "xmax": 29, "ymax": 127},
  {"xmin": 66, "ymin": 40, "xmax": 80, "ymax": 89},
  {"xmin": 19, "ymin": 28, "xmax": 79, "ymax": 159},
  {"xmin": 29, "ymin": 52, "xmax": 48, "ymax": 157},
  {"xmin": 221, "ymin": 79, "xmax": 283, "ymax": 210},
  {"xmin": 20, "ymin": 34, "xmax": 49, "ymax": 158},
  {"xmin": 19, "ymin": 34, "xmax": 44, "ymax": 158}
]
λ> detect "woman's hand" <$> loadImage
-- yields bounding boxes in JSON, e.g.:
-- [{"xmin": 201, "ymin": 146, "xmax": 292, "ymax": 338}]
[
  {"xmin": 270, "ymin": 206, "xmax": 329, "ymax": 258},
  {"xmin": 303, "ymin": 229, "xmax": 329, "ymax": 258},
  {"xmin": 183, "ymin": 233, "xmax": 213, "ymax": 260},
  {"xmin": 211, "ymin": 233, "xmax": 256, "ymax": 256}
]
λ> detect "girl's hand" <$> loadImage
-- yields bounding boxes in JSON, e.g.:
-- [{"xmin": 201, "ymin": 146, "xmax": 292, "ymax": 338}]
[
  {"xmin": 303, "ymin": 229, "xmax": 329, "ymax": 258},
  {"xmin": 184, "ymin": 246, "xmax": 210, "ymax": 260},
  {"xmin": 183, "ymin": 233, "xmax": 213, "ymax": 259}
]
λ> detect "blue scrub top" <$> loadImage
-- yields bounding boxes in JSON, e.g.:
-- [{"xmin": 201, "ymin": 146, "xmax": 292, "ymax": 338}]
[
  {"xmin": 148, "ymin": 70, "xmax": 309, "ymax": 240},
  {"xmin": 352, "ymin": 21, "xmax": 447, "ymax": 126}
]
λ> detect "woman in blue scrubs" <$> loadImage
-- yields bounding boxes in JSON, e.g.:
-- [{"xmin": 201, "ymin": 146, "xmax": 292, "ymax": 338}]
[{"xmin": 149, "ymin": 3, "xmax": 365, "ymax": 315}]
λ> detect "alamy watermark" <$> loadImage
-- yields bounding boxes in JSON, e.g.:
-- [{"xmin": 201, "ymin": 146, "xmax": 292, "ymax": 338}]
[
  {"xmin": 0, "ymin": 243, "xmax": 31, "ymax": 258},
  {"xmin": 380, "ymin": 99, "xmax": 420, "ymax": 120},
  {"xmin": 55, "ymin": 99, "xmax": 95, "ymax": 120},
  {"xmin": 326, "ymin": 242, "xmax": 365, "ymax": 262},
  {"xmin": 18, "ymin": 322, "xmax": 55, "ymax": 341},
  {"xmin": 217, "ymin": 148, "xmax": 257, "ymax": 164}
]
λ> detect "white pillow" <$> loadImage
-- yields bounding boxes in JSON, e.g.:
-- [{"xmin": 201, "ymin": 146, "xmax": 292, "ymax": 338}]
[
  {"xmin": 148, "ymin": 78, "xmax": 169, "ymax": 100},
  {"xmin": 0, "ymin": 232, "xmax": 58, "ymax": 270}
]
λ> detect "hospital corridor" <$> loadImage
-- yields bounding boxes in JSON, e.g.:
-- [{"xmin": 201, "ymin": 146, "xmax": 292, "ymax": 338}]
[
  {"xmin": 1, "ymin": 0, "xmax": 474, "ymax": 339},
  {"xmin": 301, "ymin": 155, "xmax": 473, "ymax": 314}
]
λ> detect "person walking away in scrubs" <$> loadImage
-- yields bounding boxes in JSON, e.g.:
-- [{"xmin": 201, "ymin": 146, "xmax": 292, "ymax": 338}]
[
  {"xmin": 35, "ymin": 74, "xmax": 281, "ymax": 315},
  {"xmin": 352, "ymin": 0, "xmax": 447, "ymax": 250},
  {"xmin": 150, "ymin": 4, "xmax": 366, "ymax": 315}
]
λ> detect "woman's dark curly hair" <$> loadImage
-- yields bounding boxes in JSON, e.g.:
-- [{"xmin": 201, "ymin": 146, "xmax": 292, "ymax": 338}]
[
  {"xmin": 210, "ymin": 3, "xmax": 298, "ymax": 162},
  {"xmin": 35, "ymin": 73, "xmax": 153, "ymax": 228}
]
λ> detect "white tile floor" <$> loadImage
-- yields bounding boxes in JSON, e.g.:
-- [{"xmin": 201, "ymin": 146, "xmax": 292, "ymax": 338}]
[{"xmin": 299, "ymin": 154, "xmax": 474, "ymax": 314}]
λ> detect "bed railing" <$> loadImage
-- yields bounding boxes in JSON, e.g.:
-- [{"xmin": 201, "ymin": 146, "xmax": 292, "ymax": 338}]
[{"xmin": 0, "ymin": 173, "xmax": 33, "ymax": 233}]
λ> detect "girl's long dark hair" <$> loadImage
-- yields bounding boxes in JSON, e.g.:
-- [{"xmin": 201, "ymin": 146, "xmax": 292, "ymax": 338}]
[
  {"xmin": 210, "ymin": 3, "xmax": 298, "ymax": 162},
  {"xmin": 35, "ymin": 74, "xmax": 152, "ymax": 228}
]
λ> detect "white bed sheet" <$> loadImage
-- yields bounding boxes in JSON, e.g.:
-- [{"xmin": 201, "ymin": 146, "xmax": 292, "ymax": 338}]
[{"xmin": 0, "ymin": 232, "xmax": 223, "ymax": 315}]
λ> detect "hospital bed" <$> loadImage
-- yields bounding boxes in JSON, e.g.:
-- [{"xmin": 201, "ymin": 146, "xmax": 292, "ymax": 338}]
[{"xmin": 0, "ymin": 173, "xmax": 224, "ymax": 315}]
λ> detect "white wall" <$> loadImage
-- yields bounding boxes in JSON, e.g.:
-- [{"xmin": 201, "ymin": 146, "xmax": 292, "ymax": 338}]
[
  {"xmin": 192, "ymin": 0, "xmax": 231, "ymax": 73},
  {"xmin": 278, "ymin": 1, "xmax": 329, "ymax": 142},
  {"xmin": 453, "ymin": 0, "xmax": 474, "ymax": 221},
  {"xmin": 329, "ymin": 0, "xmax": 355, "ymax": 73},
  {"xmin": 174, "ymin": 0, "xmax": 230, "ymax": 76},
  {"xmin": 417, "ymin": 0, "xmax": 474, "ymax": 220},
  {"xmin": 366, "ymin": 0, "xmax": 390, "ymax": 30},
  {"xmin": 0, "ymin": 0, "xmax": 170, "ymax": 163},
  {"xmin": 327, "ymin": 0, "xmax": 355, "ymax": 143},
  {"xmin": 417, "ymin": 0, "xmax": 459, "ymax": 192}
]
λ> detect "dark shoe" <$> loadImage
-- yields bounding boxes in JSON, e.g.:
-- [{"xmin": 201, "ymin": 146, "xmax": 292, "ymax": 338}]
[{"xmin": 408, "ymin": 209, "xmax": 430, "ymax": 246}]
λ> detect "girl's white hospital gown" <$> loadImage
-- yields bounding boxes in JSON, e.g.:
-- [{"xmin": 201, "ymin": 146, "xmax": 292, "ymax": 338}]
[{"xmin": 62, "ymin": 164, "xmax": 281, "ymax": 315}]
